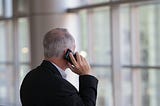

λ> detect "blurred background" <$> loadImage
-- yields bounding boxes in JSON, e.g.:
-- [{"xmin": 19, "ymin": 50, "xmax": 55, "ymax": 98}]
[{"xmin": 0, "ymin": 0, "xmax": 160, "ymax": 106}]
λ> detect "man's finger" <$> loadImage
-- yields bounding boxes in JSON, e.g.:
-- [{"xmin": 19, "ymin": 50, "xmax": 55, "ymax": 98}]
[{"xmin": 69, "ymin": 53, "xmax": 77, "ymax": 65}]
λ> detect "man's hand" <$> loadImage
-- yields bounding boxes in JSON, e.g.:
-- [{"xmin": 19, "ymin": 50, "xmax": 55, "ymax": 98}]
[{"xmin": 68, "ymin": 52, "xmax": 91, "ymax": 75}]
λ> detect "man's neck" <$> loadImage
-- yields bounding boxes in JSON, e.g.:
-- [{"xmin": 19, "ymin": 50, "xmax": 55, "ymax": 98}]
[{"xmin": 45, "ymin": 57, "xmax": 67, "ymax": 71}]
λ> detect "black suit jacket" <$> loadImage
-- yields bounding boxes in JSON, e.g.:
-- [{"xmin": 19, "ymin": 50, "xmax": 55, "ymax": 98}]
[{"xmin": 20, "ymin": 60, "xmax": 98, "ymax": 106}]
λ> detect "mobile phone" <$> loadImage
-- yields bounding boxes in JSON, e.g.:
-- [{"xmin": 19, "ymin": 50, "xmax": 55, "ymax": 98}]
[{"xmin": 64, "ymin": 49, "xmax": 76, "ymax": 65}]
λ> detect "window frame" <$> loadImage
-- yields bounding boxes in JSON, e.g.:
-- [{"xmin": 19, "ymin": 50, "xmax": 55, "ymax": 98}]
[{"xmin": 67, "ymin": 0, "xmax": 160, "ymax": 106}]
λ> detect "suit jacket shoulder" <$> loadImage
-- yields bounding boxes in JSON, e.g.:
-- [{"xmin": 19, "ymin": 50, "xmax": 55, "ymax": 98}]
[{"xmin": 20, "ymin": 60, "xmax": 98, "ymax": 106}]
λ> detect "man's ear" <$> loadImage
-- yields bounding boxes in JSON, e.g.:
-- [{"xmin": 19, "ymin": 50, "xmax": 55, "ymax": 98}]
[{"xmin": 64, "ymin": 48, "xmax": 69, "ymax": 55}]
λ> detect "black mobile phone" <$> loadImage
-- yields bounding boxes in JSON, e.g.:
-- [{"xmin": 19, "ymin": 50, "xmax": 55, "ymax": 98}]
[{"xmin": 64, "ymin": 49, "xmax": 76, "ymax": 65}]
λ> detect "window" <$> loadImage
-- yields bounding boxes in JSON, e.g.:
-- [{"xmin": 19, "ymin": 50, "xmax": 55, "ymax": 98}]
[
  {"xmin": 121, "ymin": 4, "xmax": 160, "ymax": 106},
  {"xmin": 80, "ymin": 7, "xmax": 113, "ymax": 106},
  {"xmin": 68, "ymin": 0, "xmax": 160, "ymax": 106},
  {"xmin": 0, "ymin": 0, "xmax": 30, "ymax": 105},
  {"xmin": 0, "ymin": 20, "xmax": 14, "ymax": 105}
]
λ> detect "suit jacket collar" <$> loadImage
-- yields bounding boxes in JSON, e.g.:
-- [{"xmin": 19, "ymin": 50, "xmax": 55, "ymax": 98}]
[{"xmin": 40, "ymin": 60, "xmax": 62, "ymax": 77}]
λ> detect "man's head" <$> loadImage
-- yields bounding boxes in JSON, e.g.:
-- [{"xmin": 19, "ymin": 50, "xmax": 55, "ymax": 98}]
[{"xmin": 43, "ymin": 28, "xmax": 75, "ymax": 62}]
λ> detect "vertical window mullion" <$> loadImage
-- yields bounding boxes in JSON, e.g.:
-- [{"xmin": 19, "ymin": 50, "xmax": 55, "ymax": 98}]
[
  {"xmin": 130, "ymin": 6, "xmax": 142, "ymax": 106},
  {"xmin": 12, "ymin": 0, "xmax": 20, "ymax": 104},
  {"xmin": 12, "ymin": 19, "xmax": 20, "ymax": 105},
  {"xmin": 88, "ymin": 9, "xmax": 94, "ymax": 63},
  {"xmin": 110, "ymin": 5, "xmax": 122, "ymax": 106}
]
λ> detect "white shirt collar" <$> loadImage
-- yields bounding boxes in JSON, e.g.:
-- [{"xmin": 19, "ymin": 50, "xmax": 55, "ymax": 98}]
[{"xmin": 51, "ymin": 62, "xmax": 67, "ymax": 79}]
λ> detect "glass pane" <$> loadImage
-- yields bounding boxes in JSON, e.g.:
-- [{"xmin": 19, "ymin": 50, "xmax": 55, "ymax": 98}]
[
  {"xmin": 141, "ymin": 69, "xmax": 160, "ymax": 106},
  {"xmin": 0, "ymin": 22, "xmax": 6, "ymax": 62},
  {"xmin": 15, "ymin": 65, "xmax": 30, "ymax": 106},
  {"xmin": 18, "ymin": 18, "xmax": 30, "ymax": 62},
  {"xmin": 90, "ymin": 7, "xmax": 111, "ymax": 64},
  {"xmin": 17, "ymin": 0, "xmax": 29, "ymax": 14},
  {"xmin": 0, "ymin": 21, "xmax": 13, "ymax": 62},
  {"xmin": 89, "ymin": 0, "xmax": 109, "ymax": 4},
  {"xmin": 67, "ymin": 0, "xmax": 83, "ymax": 8},
  {"xmin": 138, "ymin": 4, "xmax": 160, "ymax": 66},
  {"xmin": 81, "ymin": 0, "xmax": 110, "ymax": 5},
  {"xmin": 0, "ymin": 64, "xmax": 14, "ymax": 105},
  {"xmin": 4, "ymin": 0, "xmax": 12, "ymax": 17},
  {"xmin": 80, "ymin": 7, "xmax": 112, "ymax": 106},
  {"xmin": 120, "ymin": 7, "xmax": 131, "ymax": 65},
  {"xmin": 79, "ymin": 10, "xmax": 88, "ymax": 53},
  {"xmin": 19, "ymin": 65, "xmax": 30, "ymax": 88},
  {"xmin": 92, "ymin": 67, "xmax": 113, "ymax": 106},
  {"xmin": 68, "ymin": 0, "xmax": 110, "ymax": 7},
  {"xmin": 0, "ymin": 0, "xmax": 3, "ymax": 16},
  {"xmin": 121, "ymin": 68, "xmax": 133, "ymax": 106},
  {"xmin": 87, "ymin": 7, "xmax": 111, "ymax": 65}
]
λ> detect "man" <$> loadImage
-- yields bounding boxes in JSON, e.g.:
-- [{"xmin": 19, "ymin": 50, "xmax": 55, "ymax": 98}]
[{"xmin": 20, "ymin": 28, "xmax": 98, "ymax": 106}]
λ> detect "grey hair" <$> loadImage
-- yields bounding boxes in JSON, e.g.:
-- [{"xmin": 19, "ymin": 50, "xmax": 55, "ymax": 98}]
[{"xmin": 43, "ymin": 28, "xmax": 75, "ymax": 58}]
